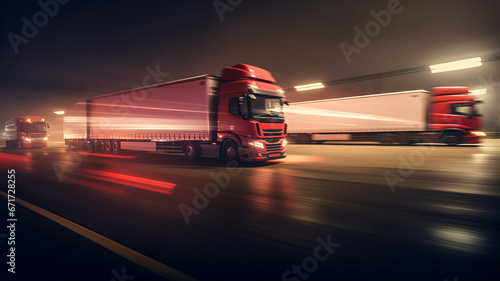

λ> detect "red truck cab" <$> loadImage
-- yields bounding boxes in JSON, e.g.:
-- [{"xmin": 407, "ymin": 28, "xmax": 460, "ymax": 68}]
[
  {"xmin": 429, "ymin": 87, "xmax": 484, "ymax": 144},
  {"xmin": 217, "ymin": 64, "xmax": 287, "ymax": 161},
  {"xmin": 5, "ymin": 116, "xmax": 48, "ymax": 148}
]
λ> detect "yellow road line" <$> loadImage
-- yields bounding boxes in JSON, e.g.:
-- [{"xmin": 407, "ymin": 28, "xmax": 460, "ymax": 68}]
[{"xmin": 0, "ymin": 191, "xmax": 197, "ymax": 281}]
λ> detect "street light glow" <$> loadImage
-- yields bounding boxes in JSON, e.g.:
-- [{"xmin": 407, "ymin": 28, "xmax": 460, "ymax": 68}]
[
  {"xmin": 429, "ymin": 57, "xmax": 483, "ymax": 73},
  {"xmin": 294, "ymin": 82, "xmax": 325, "ymax": 91},
  {"xmin": 54, "ymin": 111, "xmax": 65, "ymax": 115}
]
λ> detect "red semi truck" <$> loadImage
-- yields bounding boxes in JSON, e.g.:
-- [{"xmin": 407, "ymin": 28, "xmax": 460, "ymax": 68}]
[
  {"xmin": 5, "ymin": 116, "xmax": 48, "ymax": 148},
  {"xmin": 285, "ymin": 87, "xmax": 484, "ymax": 145},
  {"xmin": 63, "ymin": 64, "xmax": 287, "ymax": 161}
]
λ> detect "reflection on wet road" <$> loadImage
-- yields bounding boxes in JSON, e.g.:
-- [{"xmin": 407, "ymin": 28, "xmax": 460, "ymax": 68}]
[{"xmin": 0, "ymin": 140, "xmax": 499, "ymax": 281}]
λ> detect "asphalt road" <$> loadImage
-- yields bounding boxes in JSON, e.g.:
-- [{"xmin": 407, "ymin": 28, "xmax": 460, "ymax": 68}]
[{"xmin": 0, "ymin": 140, "xmax": 499, "ymax": 281}]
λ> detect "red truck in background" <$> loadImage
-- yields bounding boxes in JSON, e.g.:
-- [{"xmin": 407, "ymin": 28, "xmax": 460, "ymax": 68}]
[
  {"xmin": 285, "ymin": 87, "xmax": 484, "ymax": 145},
  {"xmin": 5, "ymin": 116, "xmax": 48, "ymax": 148},
  {"xmin": 63, "ymin": 64, "xmax": 287, "ymax": 161}
]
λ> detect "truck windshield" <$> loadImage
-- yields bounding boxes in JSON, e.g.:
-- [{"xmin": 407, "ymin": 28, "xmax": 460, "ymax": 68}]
[
  {"xmin": 453, "ymin": 104, "xmax": 480, "ymax": 116},
  {"xmin": 26, "ymin": 122, "xmax": 47, "ymax": 133},
  {"xmin": 250, "ymin": 95, "xmax": 284, "ymax": 121}
]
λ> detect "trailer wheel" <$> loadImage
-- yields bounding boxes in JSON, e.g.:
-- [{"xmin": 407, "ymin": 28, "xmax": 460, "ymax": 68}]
[
  {"xmin": 111, "ymin": 140, "xmax": 121, "ymax": 154},
  {"xmin": 222, "ymin": 140, "xmax": 239, "ymax": 162},
  {"xmin": 296, "ymin": 134, "xmax": 311, "ymax": 144},
  {"xmin": 184, "ymin": 142, "xmax": 199, "ymax": 160},
  {"xmin": 397, "ymin": 133, "xmax": 414, "ymax": 146},
  {"xmin": 77, "ymin": 140, "xmax": 84, "ymax": 151},
  {"xmin": 104, "ymin": 140, "xmax": 112, "ymax": 153},
  {"xmin": 285, "ymin": 136, "xmax": 297, "ymax": 144},
  {"xmin": 379, "ymin": 133, "xmax": 396, "ymax": 145},
  {"xmin": 85, "ymin": 141, "xmax": 94, "ymax": 153},
  {"xmin": 441, "ymin": 132, "xmax": 461, "ymax": 146},
  {"xmin": 95, "ymin": 141, "xmax": 103, "ymax": 152}
]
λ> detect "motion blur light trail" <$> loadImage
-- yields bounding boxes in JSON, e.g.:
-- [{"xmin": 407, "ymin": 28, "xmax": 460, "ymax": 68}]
[
  {"xmin": 0, "ymin": 152, "xmax": 29, "ymax": 163},
  {"xmin": 0, "ymin": 152, "xmax": 33, "ymax": 170},
  {"xmin": 64, "ymin": 176, "xmax": 129, "ymax": 196},
  {"xmin": 268, "ymin": 154, "xmax": 327, "ymax": 164},
  {"xmin": 79, "ymin": 169, "xmax": 176, "ymax": 195}
]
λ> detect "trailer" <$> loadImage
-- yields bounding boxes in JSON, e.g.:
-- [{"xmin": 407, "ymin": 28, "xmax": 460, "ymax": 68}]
[
  {"xmin": 64, "ymin": 64, "xmax": 288, "ymax": 161},
  {"xmin": 285, "ymin": 87, "xmax": 484, "ymax": 145}
]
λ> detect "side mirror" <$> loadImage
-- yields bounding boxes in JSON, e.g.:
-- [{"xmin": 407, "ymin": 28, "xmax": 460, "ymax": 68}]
[
  {"xmin": 47, "ymin": 123, "xmax": 50, "ymax": 129},
  {"xmin": 281, "ymin": 98, "xmax": 289, "ymax": 106}
]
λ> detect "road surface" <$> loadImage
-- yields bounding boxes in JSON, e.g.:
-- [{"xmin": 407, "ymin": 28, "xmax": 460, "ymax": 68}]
[{"xmin": 1, "ymin": 140, "xmax": 499, "ymax": 281}]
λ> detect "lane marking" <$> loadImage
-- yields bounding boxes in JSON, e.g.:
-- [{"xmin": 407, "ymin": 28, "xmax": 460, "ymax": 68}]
[{"xmin": 0, "ymin": 191, "xmax": 197, "ymax": 281}]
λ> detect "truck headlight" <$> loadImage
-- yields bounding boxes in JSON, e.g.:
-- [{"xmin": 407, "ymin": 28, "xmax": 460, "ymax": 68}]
[
  {"xmin": 471, "ymin": 131, "xmax": 486, "ymax": 137},
  {"xmin": 282, "ymin": 139, "xmax": 287, "ymax": 146},
  {"xmin": 25, "ymin": 138, "xmax": 31, "ymax": 142},
  {"xmin": 252, "ymin": 141, "xmax": 265, "ymax": 149},
  {"xmin": 44, "ymin": 137, "xmax": 48, "ymax": 141}
]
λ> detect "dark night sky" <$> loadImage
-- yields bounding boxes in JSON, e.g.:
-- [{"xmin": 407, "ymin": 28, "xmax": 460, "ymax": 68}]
[{"xmin": 1, "ymin": 0, "xmax": 500, "ymax": 135}]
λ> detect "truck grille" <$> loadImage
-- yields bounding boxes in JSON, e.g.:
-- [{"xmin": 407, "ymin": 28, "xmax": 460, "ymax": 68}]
[
  {"xmin": 263, "ymin": 129, "xmax": 282, "ymax": 136},
  {"xmin": 265, "ymin": 138, "xmax": 281, "ymax": 143},
  {"xmin": 29, "ymin": 133, "xmax": 46, "ymax": 138},
  {"xmin": 265, "ymin": 143, "xmax": 281, "ymax": 153}
]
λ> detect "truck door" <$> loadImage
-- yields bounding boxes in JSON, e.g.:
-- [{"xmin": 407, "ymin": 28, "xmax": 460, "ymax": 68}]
[
  {"xmin": 228, "ymin": 95, "xmax": 250, "ymax": 137},
  {"xmin": 451, "ymin": 103, "xmax": 482, "ymax": 130}
]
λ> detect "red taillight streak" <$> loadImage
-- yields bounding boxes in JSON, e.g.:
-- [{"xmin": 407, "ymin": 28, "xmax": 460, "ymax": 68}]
[
  {"xmin": 0, "ymin": 152, "xmax": 29, "ymax": 163},
  {"xmin": 65, "ymin": 176, "xmax": 128, "ymax": 196},
  {"xmin": 80, "ymin": 169, "xmax": 175, "ymax": 195}
]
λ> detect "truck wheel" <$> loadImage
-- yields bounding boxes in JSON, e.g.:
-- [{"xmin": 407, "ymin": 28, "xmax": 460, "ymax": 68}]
[
  {"xmin": 184, "ymin": 142, "xmax": 199, "ymax": 160},
  {"xmin": 104, "ymin": 140, "xmax": 112, "ymax": 153},
  {"xmin": 222, "ymin": 140, "xmax": 239, "ymax": 162},
  {"xmin": 286, "ymin": 136, "xmax": 297, "ymax": 144},
  {"xmin": 442, "ymin": 132, "xmax": 461, "ymax": 146},
  {"xmin": 85, "ymin": 141, "xmax": 95, "ymax": 153},
  {"xmin": 111, "ymin": 140, "xmax": 121, "ymax": 154},
  {"xmin": 379, "ymin": 133, "xmax": 396, "ymax": 145},
  {"xmin": 297, "ymin": 134, "xmax": 311, "ymax": 144},
  {"xmin": 397, "ymin": 133, "xmax": 414, "ymax": 145},
  {"xmin": 77, "ymin": 140, "xmax": 84, "ymax": 151}
]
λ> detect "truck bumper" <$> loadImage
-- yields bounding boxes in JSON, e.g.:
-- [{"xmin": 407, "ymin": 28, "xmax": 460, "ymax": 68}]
[
  {"xmin": 462, "ymin": 131, "xmax": 485, "ymax": 144},
  {"xmin": 239, "ymin": 148, "xmax": 287, "ymax": 161},
  {"xmin": 238, "ymin": 137, "xmax": 287, "ymax": 161},
  {"xmin": 21, "ymin": 138, "xmax": 47, "ymax": 148}
]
